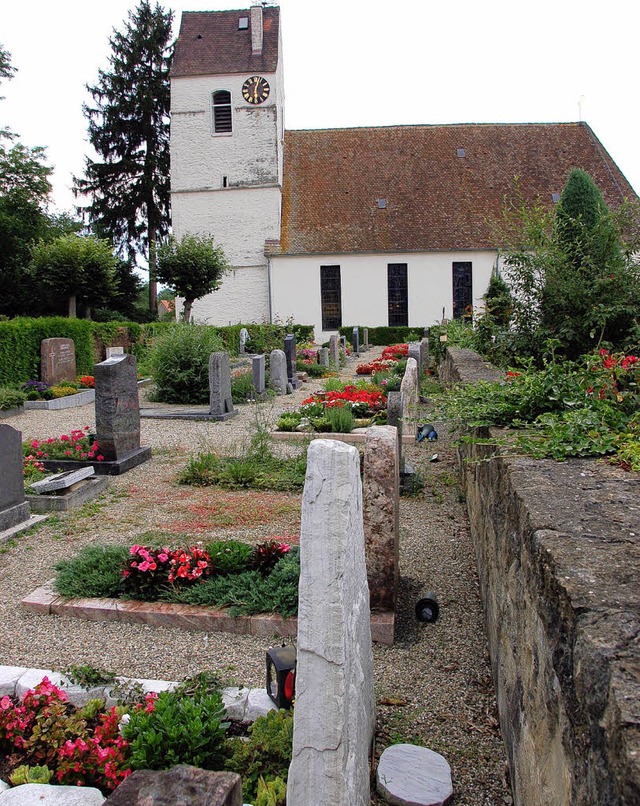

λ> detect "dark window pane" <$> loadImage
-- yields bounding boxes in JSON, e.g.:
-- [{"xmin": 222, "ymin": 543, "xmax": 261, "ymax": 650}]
[
  {"xmin": 452, "ymin": 262, "xmax": 473, "ymax": 319},
  {"xmin": 321, "ymin": 265, "xmax": 342, "ymax": 330},
  {"xmin": 388, "ymin": 263, "xmax": 408, "ymax": 327}
]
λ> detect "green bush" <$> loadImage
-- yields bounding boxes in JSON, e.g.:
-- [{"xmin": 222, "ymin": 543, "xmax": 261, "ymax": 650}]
[
  {"xmin": 55, "ymin": 545, "xmax": 129, "ymax": 599},
  {"xmin": 225, "ymin": 709, "xmax": 294, "ymax": 802},
  {"xmin": 122, "ymin": 688, "xmax": 228, "ymax": 771},
  {"xmin": 230, "ymin": 369, "xmax": 255, "ymax": 403},
  {"xmin": 150, "ymin": 324, "xmax": 224, "ymax": 404},
  {"xmin": 204, "ymin": 540, "xmax": 254, "ymax": 575},
  {"xmin": 324, "ymin": 405, "xmax": 355, "ymax": 433},
  {"xmin": 0, "ymin": 387, "xmax": 26, "ymax": 411},
  {"xmin": 338, "ymin": 325, "xmax": 425, "ymax": 347}
]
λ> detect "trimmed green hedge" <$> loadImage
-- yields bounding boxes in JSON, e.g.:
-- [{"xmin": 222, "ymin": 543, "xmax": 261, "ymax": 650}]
[{"xmin": 339, "ymin": 325, "xmax": 426, "ymax": 346}]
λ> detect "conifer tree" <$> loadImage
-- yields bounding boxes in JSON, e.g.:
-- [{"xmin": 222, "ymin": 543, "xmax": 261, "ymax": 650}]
[{"xmin": 74, "ymin": 1, "xmax": 173, "ymax": 315}]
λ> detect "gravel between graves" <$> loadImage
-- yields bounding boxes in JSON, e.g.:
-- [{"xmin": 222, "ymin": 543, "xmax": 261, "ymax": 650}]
[{"xmin": 1, "ymin": 351, "xmax": 511, "ymax": 804}]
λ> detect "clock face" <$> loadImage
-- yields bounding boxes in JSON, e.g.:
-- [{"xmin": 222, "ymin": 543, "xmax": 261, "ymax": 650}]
[{"xmin": 242, "ymin": 75, "xmax": 270, "ymax": 105}]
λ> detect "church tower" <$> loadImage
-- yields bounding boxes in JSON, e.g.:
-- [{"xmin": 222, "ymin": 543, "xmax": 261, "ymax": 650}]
[{"xmin": 170, "ymin": 4, "xmax": 283, "ymax": 324}]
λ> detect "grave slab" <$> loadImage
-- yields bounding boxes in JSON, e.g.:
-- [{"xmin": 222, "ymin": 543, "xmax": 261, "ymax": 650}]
[
  {"xmin": 376, "ymin": 743, "xmax": 453, "ymax": 806},
  {"xmin": 26, "ymin": 477, "xmax": 109, "ymax": 512},
  {"xmin": 29, "ymin": 466, "xmax": 95, "ymax": 493}
]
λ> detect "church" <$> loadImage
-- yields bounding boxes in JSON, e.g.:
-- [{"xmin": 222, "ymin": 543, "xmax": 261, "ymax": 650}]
[{"xmin": 169, "ymin": 4, "xmax": 636, "ymax": 340}]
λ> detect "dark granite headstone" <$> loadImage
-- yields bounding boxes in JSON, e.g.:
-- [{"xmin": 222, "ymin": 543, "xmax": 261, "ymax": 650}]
[
  {"xmin": 94, "ymin": 354, "xmax": 152, "ymax": 473},
  {"xmin": 284, "ymin": 334, "xmax": 298, "ymax": 389},
  {"xmin": 252, "ymin": 354, "xmax": 266, "ymax": 395},
  {"xmin": 0, "ymin": 424, "xmax": 31, "ymax": 530},
  {"xmin": 209, "ymin": 352, "xmax": 236, "ymax": 420},
  {"xmin": 340, "ymin": 335, "xmax": 347, "ymax": 352},
  {"xmin": 41, "ymin": 338, "xmax": 76, "ymax": 386},
  {"xmin": 352, "ymin": 326, "xmax": 360, "ymax": 355}
]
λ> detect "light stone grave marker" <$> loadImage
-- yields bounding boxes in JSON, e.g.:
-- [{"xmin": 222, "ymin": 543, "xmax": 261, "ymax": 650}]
[
  {"xmin": 105, "ymin": 346, "xmax": 124, "ymax": 359},
  {"xmin": 329, "ymin": 334, "xmax": 339, "ymax": 365},
  {"xmin": 288, "ymin": 439, "xmax": 375, "ymax": 806},
  {"xmin": 239, "ymin": 327, "xmax": 250, "ymax": 354},
  {"xmin": 269, "ymin": 349, "xmax": 288, "ymax": 395},
  {"xmin": 252, "ymin": 354, "xmax": 266, "ymax": 396},
  {"xmin": 319, "ymin": 347, "xmax": 329, "ymax": 367}
]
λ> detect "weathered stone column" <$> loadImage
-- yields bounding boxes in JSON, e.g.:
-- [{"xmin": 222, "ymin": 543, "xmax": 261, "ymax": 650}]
[
  {"xmin": 288, "ymin": 440, "xmax": 375, "ymax": 806},
  {"xmin": 363, "ymin": 426, "xmax": 399, "ymax": 613},
  {"xmin": 400, "ymin": 357, "xmax": 419, "ymax": 425}
]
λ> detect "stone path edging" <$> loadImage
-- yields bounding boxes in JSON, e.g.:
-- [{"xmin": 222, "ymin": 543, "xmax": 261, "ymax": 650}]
[{"xmin": 22, "ymin": 581, "xmax": 394, "ymax": 645}]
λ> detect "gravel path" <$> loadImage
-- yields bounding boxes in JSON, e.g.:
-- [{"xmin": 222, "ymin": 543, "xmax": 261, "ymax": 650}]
[{"xmin": 2, "ymin": 352, "xmax": 510, "ymax": 804}]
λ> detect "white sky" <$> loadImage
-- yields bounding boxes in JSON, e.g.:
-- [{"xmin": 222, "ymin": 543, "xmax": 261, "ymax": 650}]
[{"xmin": 2, "ymin": 0, "xmax": 640, "ymax": 213}]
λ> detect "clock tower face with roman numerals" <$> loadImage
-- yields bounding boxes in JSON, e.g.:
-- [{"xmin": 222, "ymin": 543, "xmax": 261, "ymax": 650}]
[{"xmin": 242, "ymin": 75, "xmax": 270, "ymax": 105}]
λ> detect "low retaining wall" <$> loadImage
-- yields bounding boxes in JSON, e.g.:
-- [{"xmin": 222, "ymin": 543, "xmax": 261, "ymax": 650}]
[{"xmin": 443, "ymin": 347, "xmax": 640, "ymax": 805}]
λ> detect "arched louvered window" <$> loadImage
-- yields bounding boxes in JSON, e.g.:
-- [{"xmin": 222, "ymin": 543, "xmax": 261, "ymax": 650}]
[{"xmin": 212, "ymin": 90, "xmax": 232, "ymax": 134}]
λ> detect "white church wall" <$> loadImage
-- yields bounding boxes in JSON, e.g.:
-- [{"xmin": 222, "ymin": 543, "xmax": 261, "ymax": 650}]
[
  {"xmin": 270, "ymin": 251, "xmax": 497, "ymax": 341},
  {"xmin": 175, "ymin": 264, "xmax": 270, "ymax": 326}
]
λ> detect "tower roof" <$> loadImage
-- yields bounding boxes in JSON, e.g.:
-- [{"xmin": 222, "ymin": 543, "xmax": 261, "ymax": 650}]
[
  {"xmin": 172, "ymin": 7, "xmax": 280, "ymax": 78},
  {"xmin": 279, "ymin": 122, "xmax": 636, "ymax": 255}
]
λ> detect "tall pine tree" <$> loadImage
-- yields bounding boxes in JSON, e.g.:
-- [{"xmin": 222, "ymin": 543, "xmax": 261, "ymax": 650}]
[{"xmin": 74, "ymin": 1, "xmax": 173, "ymax": 314}]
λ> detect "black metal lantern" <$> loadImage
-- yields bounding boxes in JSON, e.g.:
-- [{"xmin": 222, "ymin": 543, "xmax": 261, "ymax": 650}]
[{"xmin": 266, "ymin": 645, "xmax": 296, "ymax": 709}]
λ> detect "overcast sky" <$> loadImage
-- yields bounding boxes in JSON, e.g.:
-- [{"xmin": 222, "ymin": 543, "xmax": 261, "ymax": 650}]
[{"xmin": 2, "ymin": 0, "xmax": 639, "ymax": 213}]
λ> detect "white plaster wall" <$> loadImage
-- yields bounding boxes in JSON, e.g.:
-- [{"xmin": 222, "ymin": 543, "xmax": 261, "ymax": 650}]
[
  {"xmin": 270, "ymin": 251, "xmax": 497, "ymax": 341},
  {"xmin": 175, "ymin": 264, "xmax": 269, "ymax": 326}
]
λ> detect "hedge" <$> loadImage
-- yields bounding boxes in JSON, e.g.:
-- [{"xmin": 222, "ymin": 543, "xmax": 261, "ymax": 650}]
[{"xmin": 338, "ymin": 325, "xmax": 426, "ymax": 347}]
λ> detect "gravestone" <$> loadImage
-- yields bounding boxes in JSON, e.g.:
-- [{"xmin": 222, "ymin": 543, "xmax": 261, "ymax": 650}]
[
  {"xmin": 352, "ymin": 326, "xmax": 360, "ymax": 355},
  {"xmin": 269, "ymin": 349, "xmax": 288, "ymax": 395},
  {"xmin": 105, "ymin": 346, "xmax": 124, "ymax": 359},
  {"xmin": 420, "ymin": 337, "xmax": 429, "ymax": 374},
  {"xmin": 209, "ymin": 352, "xmax": 236, "ymax": 420},
  {"xmin": 400, "ymin": 357, "xmax": 419, "ymax": 421},
  {"xmin": 94, "ymin": 354, "xmax": 152, "ymax": 473},
  {"xmin": 239, "ymin": 327, "xmax": 250, "ymax": 355},
  {"xmin": 363, "ymin": 426, "xmax": 399, "ymax": 614},
  {"xmin": 362, "ymin": 327, "xmax": 369, "ymax": 352},
  {"xmin": 329, "ymin": 335, "xmax": 340, "ymax": 366},
  {"xmin": 284, "ymin": 334, "xmax": 298, "ymax": 389},
  {"xmin": 41, "ymin": 338, "xmax": 76, "ymax": 386},
  {"xmin": 252, "ymin": 354, "xmax": 266, "ymax": 396},
  {"xmin": 319, "ymin": 347, "xmax": 330, "ymax": 367},
  {"xmin": 288, "ymin": 439, "xmax": 375, "ymax": 806},
  {"xmin": 386, "ymin": 391, "xmax": 403, "ymax": 470},
  {"xmin": 340, "ymin": 335, "xmax": 347, "ymax": 353},
  {"xmin": 0, "ymin": 424, "xmax": 31, "ymax": 531},
  {"xmin": 408, "ymin": 342, "xmax": 422, "ymax": 378}
]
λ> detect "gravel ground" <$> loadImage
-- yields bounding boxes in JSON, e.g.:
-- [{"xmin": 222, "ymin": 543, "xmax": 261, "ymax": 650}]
[{"xmin": 1, "ymin": 352, "xmax": 511, "ymax": 804}]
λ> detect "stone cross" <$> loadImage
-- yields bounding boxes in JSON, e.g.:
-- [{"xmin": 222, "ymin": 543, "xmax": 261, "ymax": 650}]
[
  {"xmin": 209, "ymin": 352, "xmax": 236, "ymax": 420},
  {"xmin": 252, "ymin": 354, "xmax": 266, "ymax": 396},
  {"xmin": 269, "ymin": 349, "xmax": 288, "ymax": 395},
  {"xmin": 284, "ymin": 334, "xmax": 298, "ymax": 389},
  {"xmin": 40, "ymin": 338, "xmax": 76, "ymax": 386},
  {"xmin": 329, "ymin": 335, "xmax": 339, "ymax": 366},
  {"xmin": 0, "ymin": 424, "xmax": 31, "ymax": 531},
  {"xmin": 363, "ymin": 425, "xmax": 400, "ymax": 614},
  {"xmin": 288, "ymin": 439, "xmax": 375, "ymax": 806}
]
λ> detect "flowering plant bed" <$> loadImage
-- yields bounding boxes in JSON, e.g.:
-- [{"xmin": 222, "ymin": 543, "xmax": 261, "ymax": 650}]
[
  {"xmin": 23, "ymin": 428, "xmax": 104, "ymax": 463},
  {"xmin": 356, "ymin": 358, "xmax": 398, "ymax": 375},
  {"xmin": 276, "ymin": 383, "xmax": 387, "ymax": 433},
  {"xmin": 53, "ymin": 538, "xmax": 300, "ymax": 618},
  {"xmin": 381, "ymin": 343, "xmax": 409, "ymax": 360}
]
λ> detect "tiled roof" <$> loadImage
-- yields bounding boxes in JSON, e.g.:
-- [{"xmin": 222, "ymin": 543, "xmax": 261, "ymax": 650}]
[
  {"xmin": 279, "ymin": 123, "xmax": 636, "ymax": 255},
  {"xmin": 171, "ymin": 7, "xmax": 280, "ymax": 78}
]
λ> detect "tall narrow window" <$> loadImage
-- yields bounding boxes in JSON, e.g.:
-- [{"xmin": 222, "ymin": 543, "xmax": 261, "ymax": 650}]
[
  {"xmin": 320, "ymin": 265, "xmax": 342, "ymax": 330},
  {"xmin": 452, "ymin": 262, "xmax": 473, "ymax": 319},
  {"xmin": 387, "ymin": 263, "xmax": 408, "ymax": 327},
  {"xmin": 212, "ymin": 90, "xmax": 232, "ymax": 134}
]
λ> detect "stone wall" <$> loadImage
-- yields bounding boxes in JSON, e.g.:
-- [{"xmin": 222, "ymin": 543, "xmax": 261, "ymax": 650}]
[{"xmin": 442, "ymin": 347, "xmax": 640, "ymax": 805}]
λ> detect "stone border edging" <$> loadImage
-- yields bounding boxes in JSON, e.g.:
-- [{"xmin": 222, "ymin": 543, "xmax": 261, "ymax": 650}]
[
  {"xmin": 22, "ymin": 581, "xmax": 394, "ymax": 645},
  {"xmin": 24, "ymin": 389, "xmax": 95, "ymax": 410},
  {"xmin": 270, "ymin": 430, "xmax": 415, "ymax": 444}
]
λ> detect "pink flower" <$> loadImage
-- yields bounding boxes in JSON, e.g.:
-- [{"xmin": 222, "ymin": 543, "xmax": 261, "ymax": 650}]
[{"xmin": 60, "ymin": 434, "xmax": 69, "ymax": 441}]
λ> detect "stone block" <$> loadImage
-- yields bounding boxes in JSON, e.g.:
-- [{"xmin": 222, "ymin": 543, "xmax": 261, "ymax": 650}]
[
  {"xmin": 0, "ymin": 783, "xmax": 105, "ymax": 805},
  {"xmin": 376, "ymin": 743, "xmax": 453, "ymax": 806},
  {"xmin": 27, "ymin": 476, "xmax": 109, "ymax": 512},
  {"xmin": 103, "ymin": 766, "xmax": 242, "ymax": 806},
  {"xmin": 0, "ymin": 665, "xmax": 28, "ymax": 697},
  {"xmin": 245, "ymin": 687, "xmax": 277, "ymax": 722},
  {"xmin": 288, "ymin": 439, "xmax": 375, "ymax": 806},
  {"xmin": 269, "ymin": 349, "xmax": 288, "ymax": 394},
  {"xmin": 363, "ymin": 426, "xmax": 400, "ymax": 612},
  {"xmin": 252, "ymin": 354, "xmax": 266, "ymax": 395}
]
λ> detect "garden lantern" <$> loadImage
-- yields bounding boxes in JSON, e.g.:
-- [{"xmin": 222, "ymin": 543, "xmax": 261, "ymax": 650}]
[{"xmin": 266, "ymin": 645, "xmax": 296, "ymax": 708}]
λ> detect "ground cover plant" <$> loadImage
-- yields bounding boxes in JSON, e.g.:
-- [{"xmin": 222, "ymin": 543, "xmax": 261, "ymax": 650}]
[
  {"xmin": 54, "ymin": 538, "xmax": 300, "ymax": 617},
  {"xmin": 435, "ymin": 347, "xmax": 640, "ymax": 470},
  {"xmin": 20, "ymin": 376, "xmax": 95, "ymax": 401},
  {"xmin": 0, "ymin": 387, "xmax": 26, "ymax": 411},
  {"xmin": 0, "ymin": 672, "xmax": 293, "ymax": 798}
]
